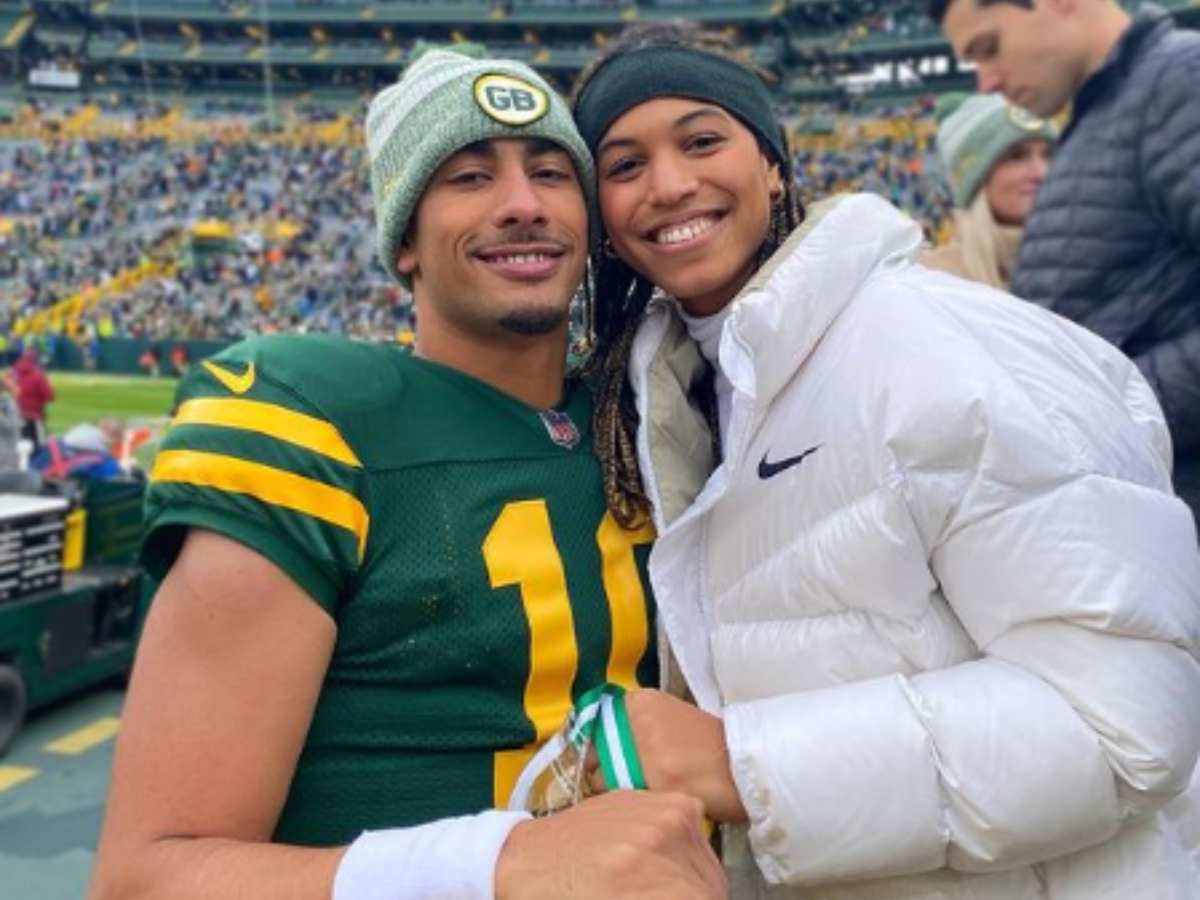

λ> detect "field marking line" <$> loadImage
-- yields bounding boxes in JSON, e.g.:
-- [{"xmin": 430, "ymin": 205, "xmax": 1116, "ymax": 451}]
[
  {"xmin": 44, "ymin": 716, "xmax": 120, "ymax": 755},
  {"xmin": 0, "ymin": 765, "xmax": 39, "ymax": 793}
]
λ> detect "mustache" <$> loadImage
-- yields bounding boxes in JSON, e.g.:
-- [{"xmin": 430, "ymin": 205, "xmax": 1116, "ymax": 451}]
[{"xmin": 478, "ymin": 225, "xmax": 566, "ymax": 248}]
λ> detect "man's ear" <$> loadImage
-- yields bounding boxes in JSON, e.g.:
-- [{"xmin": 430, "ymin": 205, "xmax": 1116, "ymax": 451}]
[{"xmin": 396, "ymin": 234, "xmax": 417, "ymax": 277}]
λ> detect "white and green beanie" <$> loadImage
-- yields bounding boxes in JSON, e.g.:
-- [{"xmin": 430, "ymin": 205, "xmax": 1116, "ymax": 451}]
[
  {"xmin": 935, "ymin": 92, "xmax": 1059, "ymax": 209},
  {"xmin": 365, "ymin": 45, "xmax": 595, "ymax": 287}
]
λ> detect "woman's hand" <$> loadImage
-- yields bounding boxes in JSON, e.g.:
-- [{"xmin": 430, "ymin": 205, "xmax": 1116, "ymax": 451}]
[{"xmin": 589, "ymin": 689, "xmax": 748, "ymax": 823}]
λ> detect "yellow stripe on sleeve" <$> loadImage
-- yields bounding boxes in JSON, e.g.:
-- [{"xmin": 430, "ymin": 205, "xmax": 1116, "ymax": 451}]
[
  {"xmin": 172, "ymin": 397, "xmax": 361, "ymax": 468},
  {"xmin": 151, "ymin": 449, "xmax": 370, "ymax": 560}
]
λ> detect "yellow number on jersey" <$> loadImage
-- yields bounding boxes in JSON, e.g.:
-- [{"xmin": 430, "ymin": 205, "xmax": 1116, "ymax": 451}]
[{"xmin": 484, "ymin": 502, "xmax": 654, "ymax": 806}]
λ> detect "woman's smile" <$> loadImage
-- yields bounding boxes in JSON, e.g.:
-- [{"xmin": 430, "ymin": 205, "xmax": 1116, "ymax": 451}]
[{"xmin": 643, "ymin": 211, "xmax": 727, "ymax": 251}]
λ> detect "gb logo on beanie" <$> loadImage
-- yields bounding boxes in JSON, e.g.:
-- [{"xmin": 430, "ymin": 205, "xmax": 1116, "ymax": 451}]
[{"xmin": 474, "ymin": 74, "xmax": 549, "ymax": 126}]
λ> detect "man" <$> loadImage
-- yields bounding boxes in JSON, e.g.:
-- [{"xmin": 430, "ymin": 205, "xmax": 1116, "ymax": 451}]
[
  {"xmin": 89, "ymin": 48, "xmax": 724, "ymax": 900},
  {"xmin": 933, "ymin": 0, "xmax": 1200, "ymax": 524}
]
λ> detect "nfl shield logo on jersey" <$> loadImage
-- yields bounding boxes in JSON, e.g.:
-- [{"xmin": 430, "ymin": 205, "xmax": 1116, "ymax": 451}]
[{"xmin": 539, "ymin": 409, "xmax": 581, "ymax": 450}]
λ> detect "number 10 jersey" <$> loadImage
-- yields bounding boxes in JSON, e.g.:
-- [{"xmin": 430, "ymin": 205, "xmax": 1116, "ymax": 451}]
[{"xmin": 141, "ymin": 334, "xmax": 658, "ymax": 846}]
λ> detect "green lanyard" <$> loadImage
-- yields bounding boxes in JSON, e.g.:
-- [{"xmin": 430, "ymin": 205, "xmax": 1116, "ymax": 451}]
[
  {"xmin": 569, "ymin": 683, "xmax": 647, "ymax": 791},
  {"xmin": 506, "ymin": 682, "xmax": 647, "ymax": 814}
]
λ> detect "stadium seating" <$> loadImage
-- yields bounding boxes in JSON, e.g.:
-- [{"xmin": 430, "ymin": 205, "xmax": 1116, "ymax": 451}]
[{"xmin": 2, "ymin": 0, "xmax": 1197, "ymax": 349}]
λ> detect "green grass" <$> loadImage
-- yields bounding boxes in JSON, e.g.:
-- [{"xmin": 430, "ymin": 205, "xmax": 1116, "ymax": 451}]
[{"xmin": 46, "ymin": 373, "xmax": 178, "ymax": 435}]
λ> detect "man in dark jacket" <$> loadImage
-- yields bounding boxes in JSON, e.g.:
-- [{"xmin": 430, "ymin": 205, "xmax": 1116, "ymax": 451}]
[{"xmin": 932, "ymin": 0, "xmax": 1200, "ymax": 525}]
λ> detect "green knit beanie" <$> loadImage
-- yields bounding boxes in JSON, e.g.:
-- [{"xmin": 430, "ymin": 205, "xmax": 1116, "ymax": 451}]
[
  {"xmin": 935, "ymin": 92, "xmax": 1059, "ymax": 208},
  {"xmin": 366, "ymin": 45, "xmax": 596, "ymax": 287}
]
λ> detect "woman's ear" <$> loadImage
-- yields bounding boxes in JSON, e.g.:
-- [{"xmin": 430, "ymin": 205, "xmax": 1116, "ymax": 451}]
[{"xmin": 766, "ymin": 160, "xmax": 784, "ymax": 203}]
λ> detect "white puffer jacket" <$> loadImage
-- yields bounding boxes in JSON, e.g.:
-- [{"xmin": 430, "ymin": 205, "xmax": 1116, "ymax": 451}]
[{"xmin": 630, "ymin": 195, "xmax": 1200, "ymax": 899}]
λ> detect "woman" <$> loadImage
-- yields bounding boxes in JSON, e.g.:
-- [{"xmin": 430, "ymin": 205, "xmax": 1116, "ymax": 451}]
[
  {"xmin": 921, "ymin": 93, "xmax": 1057, "ymax": 290},
  {"xmin": 573, "ymin": 22, "xmax": 1200, "ymax": 900}
]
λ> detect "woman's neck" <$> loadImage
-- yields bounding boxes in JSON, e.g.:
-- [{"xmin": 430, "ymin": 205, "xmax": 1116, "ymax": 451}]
[{"xmin": 677, "ymin": 255, "xmax": 759, "ymax": 318}]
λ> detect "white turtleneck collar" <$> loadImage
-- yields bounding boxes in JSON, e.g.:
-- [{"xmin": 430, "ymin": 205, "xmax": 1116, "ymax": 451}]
[{"xmin": 676, "ymin": 299, "xmax": 735, "ymax": 447}]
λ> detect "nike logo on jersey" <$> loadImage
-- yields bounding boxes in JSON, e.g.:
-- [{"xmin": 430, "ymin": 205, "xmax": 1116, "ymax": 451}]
[
  {"xmin": 202, "ymin": 360, "xmax": 256, "ymax": 395},
  {"xmin": 757, "ymin": 445, "xmax": 821, "ymax": 479}
]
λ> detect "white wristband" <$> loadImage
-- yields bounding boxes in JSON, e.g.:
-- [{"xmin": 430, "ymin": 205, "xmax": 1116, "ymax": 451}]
[{"xmin": 333, "ymin": 809, "xmax": 532, "ymax": 900}]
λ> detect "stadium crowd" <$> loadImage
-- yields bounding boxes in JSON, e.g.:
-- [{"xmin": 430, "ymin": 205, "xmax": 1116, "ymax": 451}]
[
  {"xmin": 0, "ymin": 128, "xmax": 411, "ymax": 343},
  {"xmin": 1, "ymin": 98, "xmax": 950, "ymax": 345},
  {"xmin": 793, "ymin": 115, "xmax": 952, "ymax": 241}
]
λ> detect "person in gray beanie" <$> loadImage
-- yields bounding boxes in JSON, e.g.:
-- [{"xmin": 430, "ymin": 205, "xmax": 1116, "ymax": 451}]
[
  {"xmin": 91, "ymin": 44, "xmax": 724, "ymax": 900},
  {"xmin": 922, "ymin": 92, "xmax": 1057, "ymax": 290}
]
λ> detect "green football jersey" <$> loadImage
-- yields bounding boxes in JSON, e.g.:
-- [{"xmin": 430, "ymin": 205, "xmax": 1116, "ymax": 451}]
[{"xmin": 142, "ymin": 334, "xmax": 658, "ymax": 846}]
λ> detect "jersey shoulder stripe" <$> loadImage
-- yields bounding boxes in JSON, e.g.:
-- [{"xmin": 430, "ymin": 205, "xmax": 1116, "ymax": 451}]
[
  {"xmin": 142, "ymin": 336, "xmax": 381, "ymax": 607},
  {"xmin": 171, "ymin": 396, "xmax": 362, "ymax": 468},
  {"xmin": 151, "ymin": 449, "xmax": 370, "ymax": 561}
]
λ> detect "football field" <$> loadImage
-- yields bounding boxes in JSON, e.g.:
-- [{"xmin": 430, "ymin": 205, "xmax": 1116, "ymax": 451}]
[{"xmin": 45, "ymin": 373, "xmax": 178, "ymax": 436}]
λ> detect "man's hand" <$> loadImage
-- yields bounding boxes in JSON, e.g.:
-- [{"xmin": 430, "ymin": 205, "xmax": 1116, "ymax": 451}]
[
  {"xmin": 590, "ymin": 689, "xmax": 748, "ymax": 823},
  {"xmin": 494, "ymin": 791, "xmax": 726, "ymax": 899}
]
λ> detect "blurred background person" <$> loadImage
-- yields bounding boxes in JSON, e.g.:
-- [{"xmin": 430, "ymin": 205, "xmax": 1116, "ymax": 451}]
[
  {"xmin": 31, "ymin": 422, "xmax": 125, "ymax": 481},
  {"xmin": 10, "ymin": 347, "xmax": 55, "ymax": 456},
  {"xmin": 934, "ymin": 0, "xmax": 1200, "ymax": 525},
  {"xmin": 921, "ymin": 92, "xmax": 1056, "ymax": 290},
  {"xmin": 0, "ymin": 373, "xmax": 20, "ymax": 469},
  {"xmin": 0, "ymin": 370, "xmax": 42, "ymax": 493}
]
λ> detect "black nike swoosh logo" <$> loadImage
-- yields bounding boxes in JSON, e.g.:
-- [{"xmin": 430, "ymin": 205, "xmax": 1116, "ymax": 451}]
[{"xmin": 758, "ymin": 445, "xmax": 821, "ymax": 479}]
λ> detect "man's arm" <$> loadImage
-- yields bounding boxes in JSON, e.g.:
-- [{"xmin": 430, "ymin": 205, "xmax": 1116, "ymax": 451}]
[
  {"xmin": 89, "ymin": 528, "xmax": 346, "ymax": 899},
  {"xmin": 90, "ymin": 529, "xmax": 726, "ymax": 900},
  {"xmin": 1136, "ymin": 50, "xmax": 1200, "ymax": 450},
  {"xmin": 1133, "ymin": 326, "xmax": 1200, "ymax": 454},
  {"xmin": 1142, "ymin": 49, "xmax": 1200, "ymax": 256}
]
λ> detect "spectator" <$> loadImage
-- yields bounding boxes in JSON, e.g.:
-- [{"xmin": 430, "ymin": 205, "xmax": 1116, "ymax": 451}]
[
  {"xmin": 0, "ymin": 373, "xmax": 41, "ymax": 494},
  {"xmin": 922, "ymin": 92, "xmax": 1056, "ymax": 289},
  {"xmin": 169, "ymin": 344, "xmax": 190, "ymax": 376},
  {"xmin": 933, "ymin": 0, "xmax": 1200, "ymax": 524},
  {"xmin": 0, "ymin": 373, "xmax": 21, "ymax": 471},
  {"xmin": 11, "ymin": 348, "xmax": 55, "ymax": 455},
  {"xmin": 138, "ymin": 347, "xmax": 161, "ymax": 377},
  {"xmin": 31, "ymin": 423, "xmax": 125, "ymax": 481}
]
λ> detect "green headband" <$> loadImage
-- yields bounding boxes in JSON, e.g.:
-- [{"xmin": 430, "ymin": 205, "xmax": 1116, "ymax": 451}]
[{"xmin": 574, "ymin": 46, "xmax": 789, "ymax": 178}]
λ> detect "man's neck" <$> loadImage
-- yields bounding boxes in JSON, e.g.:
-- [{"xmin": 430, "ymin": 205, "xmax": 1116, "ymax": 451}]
[
  {"xmin": 415, "ymin": 318, "xmax": 568, "ymax": 410},
  {"xmin": 1083, "ymin": 1, "xmax": 1134, "ymax": 79}
]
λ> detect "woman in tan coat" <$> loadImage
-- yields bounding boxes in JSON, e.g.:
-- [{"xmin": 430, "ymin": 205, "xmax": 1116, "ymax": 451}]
[{"xmin": 923, "ymin": 93, "xmax": 1057, "ymax": 290}]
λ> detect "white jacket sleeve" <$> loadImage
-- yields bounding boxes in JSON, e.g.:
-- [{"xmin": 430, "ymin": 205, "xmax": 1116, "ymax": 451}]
[{"xmin": 723, "ymin": 418, "xmax": 1200, "ymax": 886}]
